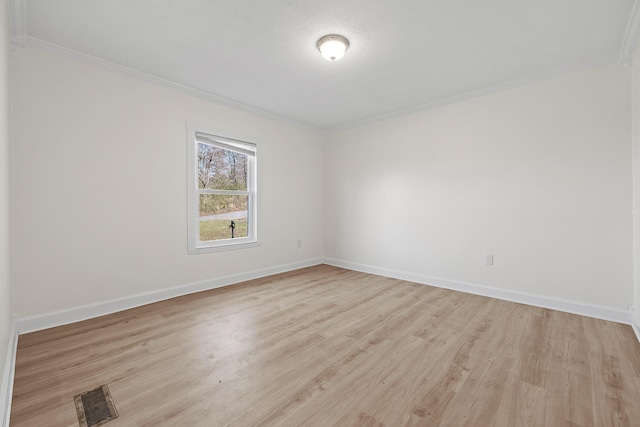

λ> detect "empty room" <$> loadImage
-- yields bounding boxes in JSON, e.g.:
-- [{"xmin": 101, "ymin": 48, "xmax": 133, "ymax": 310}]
[{"xmin": 2, "ymin": 0, "xmax": 640, "ymax": 426}]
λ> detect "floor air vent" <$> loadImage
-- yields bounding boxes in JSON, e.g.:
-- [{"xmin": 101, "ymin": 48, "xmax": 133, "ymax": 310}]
[{"xmin": 74, "ymin": 384, "xmax": 119, "ymax": 427}]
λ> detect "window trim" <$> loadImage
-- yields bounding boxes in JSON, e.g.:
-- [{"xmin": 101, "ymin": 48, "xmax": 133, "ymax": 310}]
[{"xmin": 186, "ymin": 122, "xmax": 259, "ymax": 253}]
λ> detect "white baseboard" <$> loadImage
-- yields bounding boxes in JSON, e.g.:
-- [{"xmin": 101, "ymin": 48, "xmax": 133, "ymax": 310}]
[
  {"xmin": 16, "ymin": 258, "xmax": 323, "ymax": 334},
  {"xmin": 14, "ymin": 256, "xmax": 635, "ymax": 335},
  {"xmin": 324, "ymin": 258, "xmax": 631, "ymax": 325},
  {"xmin": 631, "ymin": 306, "xmax": 640, "ymax": 344},
  {"xmin": 1, "ymin": 317, "xmax": 17, "ymax": 427}
]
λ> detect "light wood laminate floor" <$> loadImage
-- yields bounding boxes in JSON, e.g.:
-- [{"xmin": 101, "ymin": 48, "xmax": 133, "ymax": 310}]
[{"xmin": 10, "ymin": 265, "xmax": 640, "ymax": 426}]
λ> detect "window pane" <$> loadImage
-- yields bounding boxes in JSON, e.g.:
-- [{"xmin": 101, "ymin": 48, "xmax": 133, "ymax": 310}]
[
  {"xmin": 188, "ymin": 125, "xmax": 257, "ymax": 252},
  {"xmin": 197, "ymin": 143, "xmax": 248, "ymax": 191},
  {"xmin": 199, "ymin": 194, "xmax": 248, "ymax": 241}
]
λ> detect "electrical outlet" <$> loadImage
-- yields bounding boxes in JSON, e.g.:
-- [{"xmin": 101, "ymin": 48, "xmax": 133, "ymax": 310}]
[
  {"xmin": 485, "ymin": 254, "xmax": 494, "ymax": 266},
  {"xmin": 297, "ymin": 239, "xmax": 302, "ymax": 248}
]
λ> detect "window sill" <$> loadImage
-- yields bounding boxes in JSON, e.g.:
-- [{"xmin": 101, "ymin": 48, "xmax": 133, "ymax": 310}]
[{"xmin": 188, "ymin": 240, "xmax": 261, "ymax": 254}]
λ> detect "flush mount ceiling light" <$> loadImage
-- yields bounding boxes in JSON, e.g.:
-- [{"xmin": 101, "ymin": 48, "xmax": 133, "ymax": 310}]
[{"xmin": 317, "ymin": 34, "xmax": 350, "ymax": 61}]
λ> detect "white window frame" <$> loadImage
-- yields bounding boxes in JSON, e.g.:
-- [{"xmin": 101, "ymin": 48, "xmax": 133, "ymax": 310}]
[{"xmin": 187, "ymin": 122, "xmax": 259, "ymax": 253}]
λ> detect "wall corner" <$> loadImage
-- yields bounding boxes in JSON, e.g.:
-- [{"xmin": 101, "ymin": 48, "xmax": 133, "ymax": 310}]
[{"xmin": 1, "ymin": 316, "xmax": 17, "ymax": 427}]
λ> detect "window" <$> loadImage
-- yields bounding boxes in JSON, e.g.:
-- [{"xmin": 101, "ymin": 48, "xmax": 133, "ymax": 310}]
[{"xmin": 187, "ymin": 123, "xmax": 258, "ymax": 252}]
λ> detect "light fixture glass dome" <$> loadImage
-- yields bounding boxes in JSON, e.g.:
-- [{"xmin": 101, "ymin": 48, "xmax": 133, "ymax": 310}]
[{"xmin": 317, "ymin": 34, "xmax": 349, "ymax": 62}]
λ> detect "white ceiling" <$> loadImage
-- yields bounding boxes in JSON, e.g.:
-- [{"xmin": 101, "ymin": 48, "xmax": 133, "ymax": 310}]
[{"xmin": 9, "ymin": 0, "xmax": 640, "ymax": 130}]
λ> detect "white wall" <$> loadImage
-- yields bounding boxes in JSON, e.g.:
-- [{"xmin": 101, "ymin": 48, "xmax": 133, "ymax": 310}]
[
  {"xmin": 8, "ymin": 43, "xmax": 637, "ymax": 326},
  {"xmin": 0, "ymin": 1, "xmax": 12, "ymax": 422},
  {"xmin": 633, "ymin": 44, "xmax": 640, "ymax": 330},
  {"xmin": 326, "ymin": 63, "xmax": 633, "ymax": 312},
  {"xmin": 11, "ymin": 48, "xmax": 325, "ymax": 319}
]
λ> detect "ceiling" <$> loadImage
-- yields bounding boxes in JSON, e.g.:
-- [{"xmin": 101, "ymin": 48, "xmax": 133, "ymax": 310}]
[{"xmin": 8, "ymin": 0, "xmax": 640, "ymax": 130}]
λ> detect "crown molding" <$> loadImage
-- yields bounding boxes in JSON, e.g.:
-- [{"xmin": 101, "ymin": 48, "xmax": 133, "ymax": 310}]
[
  {"xmin": 9, "ymin": 8, "xmax": 629, "ymax": 133},
  {"xmin": 327, "ymin": 52, "xmax": 620, "ymax": 132},
  {"xmin": 7, "ymin": 0, "xmax": 26, "ymax": 51},
  {"xmin": 620, "ymin": 0, "xmax": 640, "ymax": 65},
  {"xmin": 18, "ymin": 36, "xmax": 322, "ymax": 133}
]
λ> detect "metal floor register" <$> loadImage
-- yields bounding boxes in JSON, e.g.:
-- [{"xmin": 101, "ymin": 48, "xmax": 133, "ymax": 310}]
[{"xmin": 74, "ymin": 384, "xmax": 119, "ymax": 427}]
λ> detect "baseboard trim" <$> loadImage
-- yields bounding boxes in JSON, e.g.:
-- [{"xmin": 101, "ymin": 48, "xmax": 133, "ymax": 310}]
[
  {"xmin": 324, "ymin": 258, "xmax": 631, "ymax": 325},
  {"xmin": 631, "ymin": 306, "xmax": 640, "ymax": 344},
  {"xmin": 16, "ymin": 258, "xmax": 323, "ymax": 334},
  {"xmin": 15, "ymin": 257, "xmax": 634, "ymax": 335},
  {"xmin": 1, "ymin": 317, "xmax": 17, "ymax": 427}
]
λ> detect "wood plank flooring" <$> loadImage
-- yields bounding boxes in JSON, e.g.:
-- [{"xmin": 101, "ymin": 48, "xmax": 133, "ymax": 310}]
[{"xmin": 10, "ymin": 265, "xmax": 640, "ymax": 426}]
